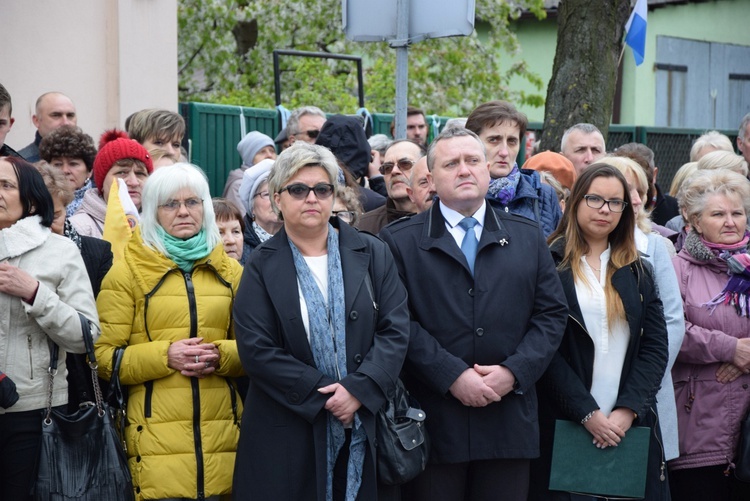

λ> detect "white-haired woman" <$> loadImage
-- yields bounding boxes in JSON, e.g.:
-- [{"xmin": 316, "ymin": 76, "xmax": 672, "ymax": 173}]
[
  {"xmin": 94, "ymin": 163, "xmax": 244, "ymax": 501},
  {"xmin": 232, "ymin": 142, "xmax": 410, "ymax": 500}
]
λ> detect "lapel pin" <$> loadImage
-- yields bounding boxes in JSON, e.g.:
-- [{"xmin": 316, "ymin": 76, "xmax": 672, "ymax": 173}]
[{"xmin": 499, "ymin": 238, "xmax": 508, "ymax": 246}]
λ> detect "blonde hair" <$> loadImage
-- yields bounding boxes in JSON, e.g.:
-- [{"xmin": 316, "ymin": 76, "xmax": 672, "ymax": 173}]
[
  {"xmin": 670, "ymin": 162, "xmax": 699, "ymax": 197},
  {"xmin": 697, "ymin": 150, "xmax": 749, "ymax": 177},
  {"xmin": 690, "ymin": 131, "xmax": 734, "ymax": 162},
  {"xmin": 679, "ymin": 169, "xmax": 750, "ymax": 229},
  {"xmin": 605, "ymin": 156, "xmax": 651, "ymax": 234}
]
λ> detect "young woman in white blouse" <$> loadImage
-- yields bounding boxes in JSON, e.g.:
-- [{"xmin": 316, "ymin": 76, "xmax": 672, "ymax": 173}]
[{"xmin": 529, "ymin": 163, "xmax": 670, "ymax": 501}]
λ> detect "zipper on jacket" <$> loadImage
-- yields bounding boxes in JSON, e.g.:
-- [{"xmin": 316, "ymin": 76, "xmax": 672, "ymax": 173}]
[
  {"xmin": 650, "ymin": 407, "xmax": 667, "ymax": 482},
  {"xmin": 144, "ymin": 381, "xmax": 153, "ymax": 418},
  {"xmin": 27, "ymin": 335, "xmax": 34, "ymax": 380},
  {"xmin": 183, "ymin": 271, "xmax": 205, "ymax": 500}
]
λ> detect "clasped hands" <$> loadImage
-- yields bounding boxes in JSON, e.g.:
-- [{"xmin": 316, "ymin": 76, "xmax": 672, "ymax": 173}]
[
  {"xmin": 319, "ymin": 383, "xmax": 361, "ymax": 426},
  {"xmin": 716, "ymin": 338, "xmax": 750, "ymax": 384},
  {"xmin": 167, "ymin": 337, "xmax": 220, "ymax": 378},
  {"xmin": 449, "ymin": 365, "xmax": 515, "ymax": 408},
  {"xmin": 583, "ymin": 408, "xmax": 635, "ymax": 449}
]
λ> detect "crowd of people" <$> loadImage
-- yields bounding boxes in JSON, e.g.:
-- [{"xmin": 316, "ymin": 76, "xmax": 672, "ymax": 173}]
[{"xmin": 1, "ymin": 80, "xmax": 750, "ymax": 501}]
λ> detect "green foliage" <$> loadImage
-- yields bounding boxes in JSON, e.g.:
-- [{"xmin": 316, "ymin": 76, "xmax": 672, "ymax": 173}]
[{"xmin": 178, "ymin": 0, "xmax": 546, "ymax": 116}]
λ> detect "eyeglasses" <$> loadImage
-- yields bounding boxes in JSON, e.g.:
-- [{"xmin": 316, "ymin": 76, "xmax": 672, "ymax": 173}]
[
  {"xmin": 584, "ymin": 195, "xmax": 628, "ymax": 213},
  {"xmin": 159, "ymin": 198, "xmax": 203, "ymax": 212},
  {"xmin": 253, "ymin": 191, "xmax": 270, "ymax": 200},
  {"xmin": 331, "ymin": 210, "xmax": 357, "ymax": 224},
  {"xmin": 279, "ymin": 183, "xmax": 335, "ymax": 200},
  {"xmin": 379, "ymin": 159, "xmax": 416, "ymax": 176},
  {"xmin": 292, "ymin": 129, "xmax": 320, "ymax": 140}
]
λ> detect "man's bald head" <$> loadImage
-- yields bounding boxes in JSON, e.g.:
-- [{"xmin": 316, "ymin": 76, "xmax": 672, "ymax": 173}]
[{"xmin": 32, "ymin": 92, "xmax": 77, "ymax": 138}]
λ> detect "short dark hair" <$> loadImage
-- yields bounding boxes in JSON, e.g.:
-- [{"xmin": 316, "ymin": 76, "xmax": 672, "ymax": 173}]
[
  {"xmin": 212, "ymin": 197, "xmax": 245, "ymax": 233},
  {"xmin": 0, "ymin": 83, "xmax": 11, "ymax": 115},
  {"xmin": 465, "ymin": 100, "xmax": 528, "ymax": 139},
  {"xmin": 389, "ymin": 105, "xmax": 427, "ymax": 136},
  {"xmin": 39, "ymin": 125, "xmax": 98, "ymax": 172},
  {"xmin": 3, "ymin": 156, "xmax": 55, "ymax": 227}
]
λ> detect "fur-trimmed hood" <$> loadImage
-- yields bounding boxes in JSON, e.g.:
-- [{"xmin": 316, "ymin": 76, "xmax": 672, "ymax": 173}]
[{"xmin": 0, "ymin": 215, "xmax": 51, "ymax": 260}]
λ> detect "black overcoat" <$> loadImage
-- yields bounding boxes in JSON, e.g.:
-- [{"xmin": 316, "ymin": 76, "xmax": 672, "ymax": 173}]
[
  {"xmin": 378, "ymin": 201, "xmax": 569, "ymax": 463},
  {"xmin": 232, "ymin": 221, "xmax": 409, "ymax": 500},
  {"xmin": 529, "ymin": 239, "xmax": 669, "ymax": 501}
]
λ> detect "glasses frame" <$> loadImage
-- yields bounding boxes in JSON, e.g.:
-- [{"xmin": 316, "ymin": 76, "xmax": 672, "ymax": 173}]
[
  {"xmin": 379, "ymin": 159, "xmax": 416, "ymax": 176},
  {"xmin": 291, "ymin": 129, "xmax": 320, "ymax": 140},
  {"xmin": 158, "ymin": 198, "xmax": 204, "ymax": 212},
  {"xmin": 331, "ymin": 210, "xmax": 357, "ymax": 224},
  {"xmin": 279, "ymin": 182, "xmax": 335, "ymax": 200},
  {"xmin": 583, "ymin": 194, "xmax": 628, "ymax": 213}
]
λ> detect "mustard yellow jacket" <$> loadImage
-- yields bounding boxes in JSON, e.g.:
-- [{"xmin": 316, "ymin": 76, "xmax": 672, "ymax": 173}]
[{"xmin": 95, "ymin": 230, "xmax": 244, "ymax": 500}]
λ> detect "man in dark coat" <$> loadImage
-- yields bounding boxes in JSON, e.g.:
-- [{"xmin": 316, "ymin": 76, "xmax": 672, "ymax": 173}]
[
  {"xmin": 379, "ymin": 128, "xmax": 568, "ymax": 501},
  {"xmin": 18, "ymin": 92, "xmax": 77, "ymax": 162}
]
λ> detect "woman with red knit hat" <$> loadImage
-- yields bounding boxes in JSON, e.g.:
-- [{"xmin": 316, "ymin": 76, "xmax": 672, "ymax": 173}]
[{"xmin": 70, "ymin": 130, "xmax": 153, "ymax": 238}]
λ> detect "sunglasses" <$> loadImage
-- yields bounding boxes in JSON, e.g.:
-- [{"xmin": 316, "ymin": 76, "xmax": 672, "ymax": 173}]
[
  {"xmin": 279, "ymin": 183, "xmax": 335, "ymax": 200},
  {"xmin": 292, "ymin": 129, "xmax": 320, "ymax": 140},
  {"xmin": 379, "ymin": 159, "xmax": 416, "ymax": 176}
]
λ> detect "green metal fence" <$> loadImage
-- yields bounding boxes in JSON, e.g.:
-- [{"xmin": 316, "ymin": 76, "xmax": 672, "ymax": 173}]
[{"xmin": 181, "ymin": 102, "xmax": 740, "ymax": 196}]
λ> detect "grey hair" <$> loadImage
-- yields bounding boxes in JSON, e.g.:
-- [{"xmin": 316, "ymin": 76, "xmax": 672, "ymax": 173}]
[
  {"xmin": 267, "ymin": 142, "xmax": 340, "ymax": 217},
  {"xmin": 426, "ymin": 127, "xmax": 486, "ymax": 172},
  {"xmin": 560, "ymin": 123, "xmax": 605, "ymax": 153},
  {"xmin": 679, "ymin": 169, "xmax": 750, "ymax": 227},
  {"xmin": 140, "ymin": 163, "xmax": 221, "ymax": 255},
  {"xmin": 443, "ymin": 118, "xmax": 467, "ymax": 130},
  {"xmin": 697, "ymin": 150, "xmax": 749, "ymax": 177},
  {"xmin": 286, "ymin": 106, "xmax": 326, "ymax": 135},
  {"xmin": 367, "ymin": 134, "xmax": 392, "ymax": 156},
  {"xmin": 739, "ymin": 113, "xmax": 750, "ymax": 141},
  {"xmin": 689, "ymin": 131, "xmax": 734, "ymax": 162}
]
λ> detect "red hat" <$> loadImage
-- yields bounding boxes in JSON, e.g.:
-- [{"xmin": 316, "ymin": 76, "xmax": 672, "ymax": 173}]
[
  {"xmin": 523, "ymin": 151, "xmax": 576, "ymax": 190},
  {"xmin": 93, "ymin": 129, "xmax": 153, "ymax": 192}
]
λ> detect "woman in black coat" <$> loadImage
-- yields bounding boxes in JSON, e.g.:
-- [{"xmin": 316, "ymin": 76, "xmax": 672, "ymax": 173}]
[
  {"xmin": 232, "ymin": 143, "xmax": 410, "ymax": 501},
  {"xmin": 529, "ymin": 164, "xmax": 669, "ymax": 501}
]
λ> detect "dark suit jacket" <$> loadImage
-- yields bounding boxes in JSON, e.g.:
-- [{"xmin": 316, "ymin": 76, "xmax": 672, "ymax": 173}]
[
  {"xmin": 379, "ymin": 201, "xmax": 568, "ymax": 463},
  {"xmin": 232, "ymin": 221, "xmax": 409, "ymax": 500}
]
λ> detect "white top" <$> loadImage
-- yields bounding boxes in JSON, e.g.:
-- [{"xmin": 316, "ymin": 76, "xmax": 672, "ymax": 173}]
[
  {"xmin": 439, "ymin": 200, "xmax": 487, "ymax": 249},
  {"xmin": 298, "ymin": 254, "xmax": 329, "ymax": 342},
  {"xmin": 576, "ymin": 247, "xmax": 630, "ymax": 416}
]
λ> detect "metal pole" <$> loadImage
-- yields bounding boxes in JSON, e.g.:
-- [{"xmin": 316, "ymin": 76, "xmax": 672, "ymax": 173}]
[{"xmin": 393, "ymin": 0, "xmax": 409, "ymax": 139}]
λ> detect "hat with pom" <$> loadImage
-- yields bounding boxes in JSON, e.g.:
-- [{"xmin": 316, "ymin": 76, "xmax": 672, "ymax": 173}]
[{"xmin": 93, "ymin": 129, "xmax": 153, "ymax": 192}]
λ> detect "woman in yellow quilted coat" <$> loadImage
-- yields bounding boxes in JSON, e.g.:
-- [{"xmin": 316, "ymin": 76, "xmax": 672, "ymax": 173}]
[{"xmin": 95, "ymin": 163, "xmax": 244, "ymax": 501}]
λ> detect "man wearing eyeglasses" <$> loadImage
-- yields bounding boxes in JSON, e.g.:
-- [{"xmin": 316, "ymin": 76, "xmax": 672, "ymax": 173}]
[
  {"xmin": 355, "ymin": 139, "xmax": 426, "ymax": 234},
  {"xmin": 286, "ymin": 106, "xmax": 327, "ymax": 145}
]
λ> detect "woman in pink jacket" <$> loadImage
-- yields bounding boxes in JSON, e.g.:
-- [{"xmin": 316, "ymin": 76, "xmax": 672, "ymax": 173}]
[{"xmin": 670, "ymin": 169, "xmax": 750, "ymax": 500}]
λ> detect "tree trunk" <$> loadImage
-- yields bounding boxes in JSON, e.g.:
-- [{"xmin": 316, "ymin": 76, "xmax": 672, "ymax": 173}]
[{"xmin": 540, "ymin": 0, "xmax": 632, "ymax": 152}]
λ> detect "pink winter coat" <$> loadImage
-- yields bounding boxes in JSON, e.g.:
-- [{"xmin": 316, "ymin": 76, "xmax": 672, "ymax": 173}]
[{"xmin": 671, "ymin": 235, "xmax": 750, "ymax": 471}]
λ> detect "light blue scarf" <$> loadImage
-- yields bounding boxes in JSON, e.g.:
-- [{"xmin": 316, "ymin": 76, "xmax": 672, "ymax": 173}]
[
  {"xmin": 67, "ymin": 178, "xmax": 93, "ymax": 217},
  {"xmin": 288, "ymin": 225, "xmax": 366, "ymax": 501},
  {"xmin": 158, "ymin": 227, "xmax": 211, "ymax": 272}
]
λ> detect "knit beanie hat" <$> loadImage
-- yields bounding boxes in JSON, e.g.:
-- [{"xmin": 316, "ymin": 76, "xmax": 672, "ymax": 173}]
[
  {"xmin": 522, "ymin": 151, "xmax": 577, "ymax": 190},
  {"xmin": 315, "ymin": 115, "xmax": 371, "ymax": 180},
  {"xmin": 237, "ymin": 131, "xmax": 275, "ymax": 167},
  {"xmin": 93, "ymin": 130, "xmax": 153, "ymax": 192},
  {"xmin": 238, "ymin": 159, "xmax": 275, "ymax": 214}
]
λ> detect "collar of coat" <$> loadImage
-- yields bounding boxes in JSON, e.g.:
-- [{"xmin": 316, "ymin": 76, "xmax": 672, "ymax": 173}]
[
  {"xmin": 0, "ymin": 215, "xmax": 51, "ymax": 260},
  {"xmin": 420, "ymin": 199, "xmax": 512, "ymax": 252},
  {"xmin": 124, "ymin": 228, "xmax": 238, "ymax": 295}
]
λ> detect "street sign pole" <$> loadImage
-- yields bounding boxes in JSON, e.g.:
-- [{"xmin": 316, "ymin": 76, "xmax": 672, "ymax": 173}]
[{"xmin": 392, "ymin": 0, "xmax": 409, "ymax": 139}]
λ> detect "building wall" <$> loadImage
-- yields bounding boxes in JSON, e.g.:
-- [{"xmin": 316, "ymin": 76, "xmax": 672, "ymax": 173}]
[
  {"xmin": 505, "ymin": 0, "xmax": 750, "ymax": 127},
  {"xmin": 0, "ymin": 0, "xmax": 178, "ymax": 150},
  {"xmin": 620, "ymin": 0, "xmax": 750, "ymax": 126}
]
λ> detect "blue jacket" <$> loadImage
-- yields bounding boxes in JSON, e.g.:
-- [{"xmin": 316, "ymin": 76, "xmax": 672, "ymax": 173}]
[{"xmin": 488, "ymin": 168, "xmax": 562, "ymax": 238}]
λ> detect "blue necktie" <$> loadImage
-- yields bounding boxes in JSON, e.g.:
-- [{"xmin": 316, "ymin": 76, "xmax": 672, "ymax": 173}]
[{"xmin": 458, "ymin": 217, "xmax": 479, "ymax": 276}]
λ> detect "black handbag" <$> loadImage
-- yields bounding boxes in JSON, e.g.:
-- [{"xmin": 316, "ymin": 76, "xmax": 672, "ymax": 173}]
[
  {"xmin": 33, "ymin": 314, "xmax": 134, "ymax": 501},
  {"xmin": 736, "ymin": 408, "xmax": 750, "ymax": 482},
  {"xmin": 375, "ymin": 378, "xmax": 430, "ymax": 485}
]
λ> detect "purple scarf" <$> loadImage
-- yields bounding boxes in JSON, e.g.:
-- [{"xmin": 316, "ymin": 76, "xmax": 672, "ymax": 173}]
[{"xmin": 703, "ymin": 233, "xmax": 750, "ymax": 317}]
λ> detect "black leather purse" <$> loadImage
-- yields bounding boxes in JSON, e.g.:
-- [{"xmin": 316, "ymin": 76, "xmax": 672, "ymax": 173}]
[
  {"xmin": 375, "ymin": 378, "xmax": 430, "ymax": 485},
  {"xmin": 33, "ymin": 314, "xmax": 134, "ymax": 501},
  {"xmin": 735, "ymin": 409, "xmax": 750, "ymax": 482}
]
